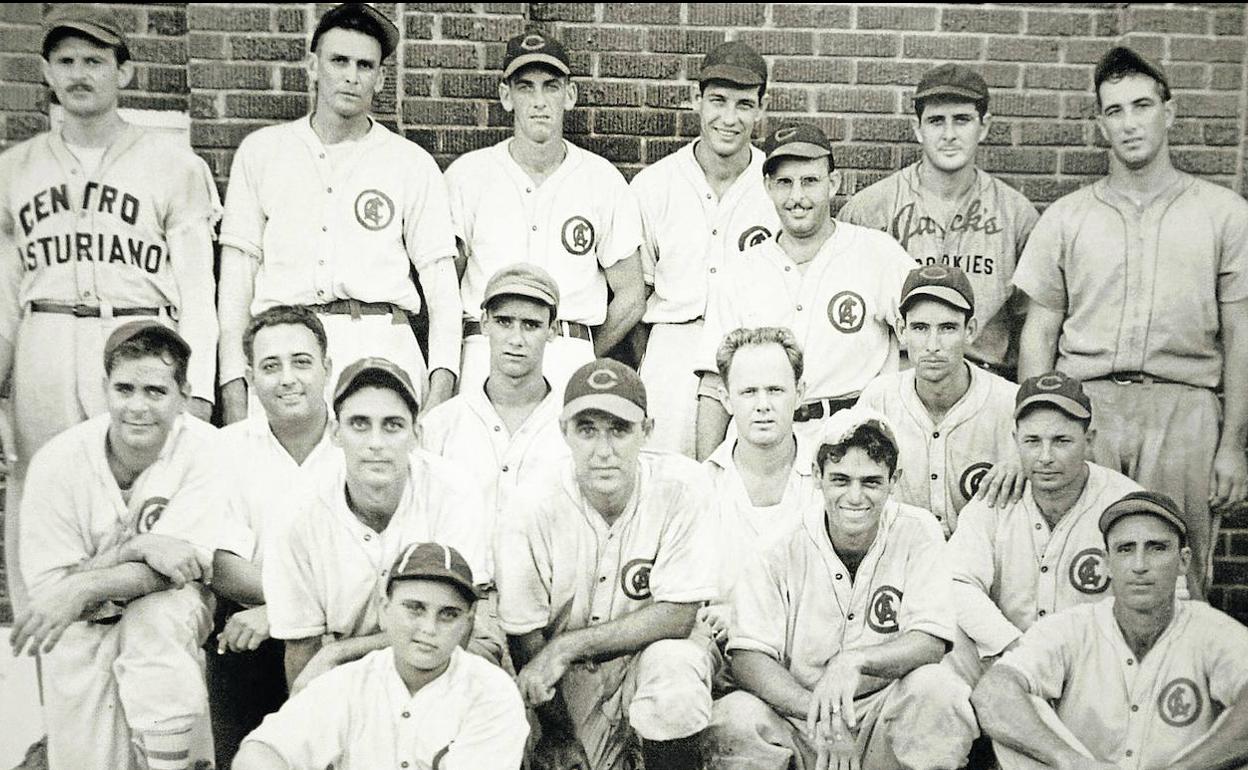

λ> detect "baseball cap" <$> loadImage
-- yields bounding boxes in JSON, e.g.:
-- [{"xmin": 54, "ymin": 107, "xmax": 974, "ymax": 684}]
[
  {"xmin": 763, "ymin": 123, "xmax": 835, "ymax": 171},
  {"xmin": 900, "ymin": 265, "xmax": 976, "ymax": 315},
  {"xmin": 1098, "ymin": 490, "xmax": 1187, "ymax": 541},
  {"xmin": 562, "ymin": 359, "xmax": 647, "ymax": 423},
  {"xmin": 386, "ymin": 542, "xmax": 483, "ymax": 602},
  {"xmin": 481, "ymin": 263, "xmax": 560, "ymax": 314},
  {"xmin": 1014, "ymin": 371, "xmax": 1092, "ymax": 421},
  {"xmin": 333, "ymin": 357, "xmax": 420, "ymax": 414},
  {"xmin": 1094, "ymin": 46, "xmax": 1170, "ymax": 100},
  {"xmin": 913, "ymin": 63, "xmax": 988, "ymax": 105},
  {"xmin": 698, "ymin": 41, "xmax": 768, "ymax": 89},
  {"xmin": 502, "ymin": 31, "xmax": 571, "ymax": 79},
  {"xmin": 104, "ymin": 320, "xmax": 190, "ymax": 364},
  {"xmin": 311, "ymin": 3, "xmax": 400, "ymax": 60},
  {"xmin": 817, "ymin": 407, "xmax": 899, "ymax": 455},
  {"xmin": 43, "ymin": 4, "xmax": 129, "ymax": 60}
]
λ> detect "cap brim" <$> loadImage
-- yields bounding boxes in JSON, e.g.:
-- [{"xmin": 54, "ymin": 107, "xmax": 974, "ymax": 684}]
[
  {"xmin": 1014, "ymin": 394, "xmax": 1091, "ymax": 421},
  {"xmin": 334, "ymin": 366, "xmax": 420, "ymax": 410},
  {"xmin": 766, "ymin": 141, "xmax": 830, "ymax": 162},
  {"xmin": 1099, "ymin": 503, "xmax": 1187, "ymax": 538},
  {"xmin": 561, "ymin": 394, "xmax": 645, "ymax": 424},
  {"xmin": 45, "ymin": 21, "xmax": 124, "ymax": 50},
  {"xmin": 914, "ymin": 85, "xmax": 985, "ymax": 103},
  {"xmin": 503, "ymin": 53, "xmax": 570, "ymax": 79},
  {"xmin": 901, "ymin": 286, "xmax": 973, "ymax": 313},
  {"xmin": 699, "ymin": 64, "xmax": 765, "ymax": 87},
  {"xmin": 389, "ymin": 570, "xmax": 483, "ymax": 601},
  {"xmin": 481, "ymin": 284, "xmax": 557, "ymax": 311}
]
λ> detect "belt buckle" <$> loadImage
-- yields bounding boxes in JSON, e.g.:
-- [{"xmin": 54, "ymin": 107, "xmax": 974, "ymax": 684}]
[
  {"xmin": 1111, "ymin": 373, "xmax": 1137, "ymax": 385},
  {"xmin": 72, "ymin": 303, "xmax": 95, "ymax": 317}
]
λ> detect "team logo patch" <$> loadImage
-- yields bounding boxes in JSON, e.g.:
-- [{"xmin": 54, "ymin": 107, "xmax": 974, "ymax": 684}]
[
  {"xmin": 520, "ymin": 33, "xmax": 546, "ymax": 50},
  {"xmin": 773, "ymin": 126, "xmax": 800, "ymax": 142},
  {"xmin": 1157, "ymin": 678, "xmax": 1202, "ymax": 727},
  {"xmin": 827, "ymin": 291, "xmax": 866, "ymax": 334},
  {"xmin": 1068, "ymin": 547, "xmax": 1110, "ymax": 594},
  {"xmin": 867, "ymin": 585, "xmax": 902, "ymax": 633},
  {"xmin": 621, "ymin": 558, "xmax": 654, "ymax": 600},
  {"xmin": 136, "ymin": 497, "xmax": 169, "ymax": 534},
  {"xmin": 1034, "ymin": 374, "xmax": 1065, "ymax": 391},
  {"xmin": 959, "ymin": 462, "xmax": 994, "ymax": 500},
  {"xmin": 354, "ymin": 189, "xmax": 395, "ymax": 230},
  {"xmin": 561, "ymin": 216, "xmax": 595, "ymax": 256},
  {"xmin": 919, "ymin": 265, "xmax": 950, "ymax": 280},
  {"xmin": 587, "ymin": 367, "xmax": 620, "ymax": 390},
  {"xmin": 737, "ymin": 225, "xmax": 772, "ymax": 252}
]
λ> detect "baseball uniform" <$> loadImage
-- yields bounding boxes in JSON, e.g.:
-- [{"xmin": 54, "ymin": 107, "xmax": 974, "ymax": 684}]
[
  {"xmin": 630, "ymin": 142, "xmax": 779, "ymax": 456},
  {"xmin": 444, "ymin": 139, "xmax": 643, "ymax": 395},
  {"xmin": 994, "ymin": 598, "xmax": 1248, "ymax": 770},
  {"xmin": 857, "ymin": 364, "xmax": 1018, "ymax": 535},
  {"xmin": 840, "ymin": 164, "xmax": 1039, "ymax": 374},
  {"xmin": 20, "ymin": 412, "xmax": 239, "ymax": 770},
  {"xmin": 705, "ymin": 499, "xmax": 977, "ymax": 770},
  {"xmin": 495, "ymin": 450, "xmax": 718, "ymax": 770},
  {"xmin": 240, "ymin": 645, "xmax": 529, "ymax": 770},
  {"xmin": 220, "ymin": 117, "xmax": 462, "ymax": 400}
]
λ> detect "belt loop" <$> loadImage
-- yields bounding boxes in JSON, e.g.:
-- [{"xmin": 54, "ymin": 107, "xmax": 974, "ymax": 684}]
[
  {"xmin": 391, "ymin": 307, "xmax": 407, "ymax": 326},
  {"xmin": 347, "ymin": 299, "xmax": 362, "ymax": 320},
  {"xmin": 99, "ymin": 301, "xmax": 114, "ymax": 319}
]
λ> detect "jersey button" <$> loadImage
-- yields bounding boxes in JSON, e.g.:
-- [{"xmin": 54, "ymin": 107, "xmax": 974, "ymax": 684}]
[
  {"xmin": 835, "ymin": 573, "xmax": 843, "ymax": 580},
  {"xmin": 930, "ymin": 473, "xmax": 938, "ymax": 480},
  {"xmin": 1127, "ymin": 659, "xmax": 1135, "ymax": 666},
  {"xmin": 526, "ymin": 187, "xmax": 532, "ymax": 193},
  {"xmin": 784, "ymin": 265, "xmax": 791, "ymax": 272},
  {"xmin": 706, "ymin": 194, "xmax": 712, "ymax": 200},
  {"xmin": 531, "ymin": 225, "xmax": 538, "ymax": 232},
  {"xmin": 494, "ymin": 425, "xmax": 502, "ymax": 432},
  {"xmin": 709, "ymin": 267, "xmax": 717, "ymax": 274},
  {"xmin": 326, "ymin": 186, "xmax": 333, "ymax": 193},
  {"xmin": 501, "ymin": 465, "xmax": 510, "ymax": 472},
  {"xmin": 599, "ymin": 576, "xmax": 607, "ymax": 583},
  {"xmin": 363, "ymin": 534, "xmax": 372, "ymax": 542},
  {"xmin": 401, "ymin": 711, "xmax": 410, "ymax": 718},
  {"xmin": 796, "ymin": 304, "xmax": 803, "ymax": 311},
  {"xmin": 1040, "ymin": 566, "xmax": 1048, "ymax": 573},
  {"xmin": 932, "ymin": 432, "xmax": 940, "ymax": 438},
  {"xmin": 321, "ymin": 226, "xmax": 328, "ymax": 232},
  {"xmin": 847, "ymin": 612, "xmax": 855, "ymax": 620},
  {"xmin": 1034, "ymin": 523, "xmax": 1042, "ymax": 530},
  {"xmin": 402, "ymin": 763, "xmax": 409, "ymax": 768},
  {"xmin": 319, "ymin": 153, "xmax": 326, "ymax": 159},
  {"xmin": 1038, "ymin": 610, "xmax": 1046, "ymax": 616},
  {"xmin": 591, "ymin": 615, "xmax": 600, "ymax": 622},
  {"xmin": 1126, "ymin": 750, "xmax": 1133, "ymax": 758},
  {"xmin": 1131, "ymin": 705, "xmax": 1139, "ymax": 712},
  {"xmin": 711, "ymin": 229, "xmax": 718, "ymax": 235}
]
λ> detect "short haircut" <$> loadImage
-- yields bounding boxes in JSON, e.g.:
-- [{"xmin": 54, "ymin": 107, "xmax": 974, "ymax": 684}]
[
  {"xmin": 311, "ymin": 13, "xmax": 388, "ymax": 58},
  {"xmin": 43, "ymin": 28, "xmax": 130, "ymax": 65},
  {"xmin": 333, "ymin": 371, "xmax": 419, "ymax": 422},
  {"xmin": 699, "ymin": 77, "xmax": 766, "ymax": 100},
  {"xmin": 815, "ymin": 423, "xmax": 899, "ymax": 477},
  {"xmin": 1095, "ymin": 59, "xmax": 1171, "ymax": 109},
  {"xmin": 243, "ymin": 305, "xmax": 328, "ymax": 365},
  {"xmin": 913, "ymin": 94, "xmax": 988, "ymax": 120},
  {"xmin": 763, "ymin": 153, "xmax": 836, "ymax": 179},
  {"xmin": 715, "ymin": 326, "xmax": 804, "ymax": 385},
  {"xmin": 1015, "ymin": 402, "xmax": 1092, "ymax": 434},
  {"xmin": 105, "ymin": 329, "xmax": 189, "ymax": 387},
  {"xmin": 483, "ymin": 294, "xmax": 557, "ymax": 325}
]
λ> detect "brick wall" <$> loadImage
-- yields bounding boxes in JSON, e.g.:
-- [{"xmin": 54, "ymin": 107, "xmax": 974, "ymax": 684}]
[{"xmin": 1, "ymin": 2, "xmax": 1247, "ymax": 622}]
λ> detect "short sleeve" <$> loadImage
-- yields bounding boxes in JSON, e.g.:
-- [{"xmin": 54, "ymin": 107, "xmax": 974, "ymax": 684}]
[
  {"xmin": 596, "ymin": 164, "xmax": 643, "ymax": 269},
  {"xmin": 996, "ymin": 612, "xmax": 1079, "ymax": 701},
  {"xmin": 837, "ymin": 189, "xmax": 885, "ymax": 231},
  {"xmin": 442, "ymin": 666, "xmax": 530, "ymax": 770},
  {"xmin": 947, "ymin": 502, "xmax": 1024, "ymax": 656},
  {"xmin": 726, "ymin": 545, "xmax": 790, "ymax": 661},
  {"xmin": 875, "ymin": 234, "xmax": 914, "ymax": 328},
  {"xmin": 241, "ymin": 663, "xmax": 352, "ymax": 768},
  {"xmin": 1214, "ymin": 191, "xmax": 1248, "ymax": 304},
  {"xmin": 164, "ymin": 149, "xmax": 222, "ymax": 235},
  {"xmin": 632, "ymin": 175, "xmax": 659, "ymax": 286},
  {"xmin": 1012, "ymin": 206, "xmax": 1069, "ymax": 313},
  {"xmin": 20, "ymin": 445, "xmax": 90, "ymax": 594},
  {"xmin": 264, "ymin": 514, "xmax": 330, "ymax": 640},
  {"xmin": 443, "ymin": 156, "xmax": 474, "ymax": 244},
  {"xmin": 401, "ymin": 148, "xmax": 457, "ymax": 271},
  {"xmin": 697, "ymin": 267, "xmax": 740, "ymax": 375},
  {"xmin": 895, "ymin": 516, "xmax": 957, "ymax": 644},
  {"xmin": 1202, "ymin": 609, "xmax": 1248, "ymax": 706},
  {"xmin": 493, "ymin": 488, "xmax": 554, "ymax": 635},
  {"xmin": 647, "ymin": 470, "xmax": 717, "ymax": 605},
  {"xmin": 219, "ymin": 132, "xmax": 267, "ymax": 259}
]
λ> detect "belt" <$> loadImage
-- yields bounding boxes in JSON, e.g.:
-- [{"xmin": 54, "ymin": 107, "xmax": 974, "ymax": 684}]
[
  {"xmin": 308, "ymin": 299, "xmax": 402, "ymax": 318},
  {"xmin": 30, "ymin": 301, "xmax": 167, "ymax": 318},
  {"xmin": 794, "ymin": 396, "xmax": 858, "ymax": 423},
  {"xmin": 463, "ymin": 318, "xmax": 592, "ymax": 342},
  {"xmin": 1086, "ymin": 371, "xmax": 1185, "ymax": 386}
]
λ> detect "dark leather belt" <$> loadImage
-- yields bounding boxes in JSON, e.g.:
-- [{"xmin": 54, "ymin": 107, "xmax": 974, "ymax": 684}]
[
  {"xmin": 30, "ymin": 301, "xmax": 166, "ymax": 318},
  {"xmin": 794, "ymin": 396, "xmax": 858, "ymax": 423},
  {"xmin": 1086, "ymin": 371, "xmax": 1184, "ymax": 386},
  {"xmin": 463, "ymin": 318, "xmax": 592, "ymax": 342},
  {"xmin": 308, "ymin": 299, "xmax": 400, "ymax": 317}
]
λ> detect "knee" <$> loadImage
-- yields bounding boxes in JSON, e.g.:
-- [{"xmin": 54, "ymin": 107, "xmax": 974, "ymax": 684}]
[
  {"xmin": 897, "ymin": 662, "xmax": 972, "ymax": 706},
  {"xmin": 629, "ymin": 639, "xmax": 714, "ymax": 739},
  {"xmin": 709, "ymin": 690, "xmax": 777, "ymax": 737},
  {"xmin": 118, "ymin": 586, "xmax": 210, "ymax": 650}
]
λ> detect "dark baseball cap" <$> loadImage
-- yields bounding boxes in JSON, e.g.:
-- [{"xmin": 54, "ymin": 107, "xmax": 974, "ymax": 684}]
[
  {"xmin": 562, "ymin": 359, "xmax": 647, "ymax": 423},
  {"xmin": 763, "ymin": 123, "xmax": 834, "ymax": 171},
  {"xmin": 43, "ymin": 4, "xmax": 129, "ymax": 59},
  {"xmin": 386, "ymin": 542, "xmax": 483, "ymax": 602},
  {"xmin": 1014, "ymin": 371, "xmax": 1091, "ymax": 421},
  {"xmin": 481, "ymin": 263, "xmax": 560, "ymax": 314},
  {"xmin": 1094, "ymin": 46, "xmax": 1171, "ymax": 100},
  {"xmin": 311, "ymin": 3, "xmax": 400, "ymax": 60},
  {"xmin": 104, "ymin": 320, "xmax": 190, "ymax": 364},
  {"xmin": 333, "ymin": 357, "xmax": 420, "ymax": 414},
  {"xmin": 1099, "ymin": 490, "xmax": 1187, "ymax": 541},
  {"xmin": 900, "ymin": 265, "xmax": 976, "ymax": 315},
  {"xmin": 502, "ymin": 31, "xmax": 571, "ymax": 79},
  {"xmin": 699, "ymin": 41, "xmax": 768, "ymax": 89},
  {"xmin": 914, "ymin": 63, "xmax": 988, "ymax": 105}
]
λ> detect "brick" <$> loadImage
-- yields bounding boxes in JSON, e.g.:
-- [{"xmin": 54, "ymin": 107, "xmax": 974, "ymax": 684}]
[
  {"xmin": 1019, "ymin": 121, "xmax": 1083, "ymax": 146},
  {"xmin": 189, "ymin": 32, "xmax": 226, "ymax": 60},
  {"xmin": 601, "ymin": 53, "xmax": 681, "ymax": 80},
  {"xmin": 1126, "ymin": 6, "xmax": 1209, "ymax": 35},
  {"xmin": 0, "ymin": 55, "xmax": 43, "ymax": 84},
  {"xmin": 119, "ymin": 93, "xmax": 188, "ymax": 112},
  {"xmin": 774, "ymin": 57, "xmax": 852, "ymax": 85},
  {"xmin": 1059, "ymin": 149, "xmax": 1108, "ymax": 176},
  {"xmin": 988, "ymin": 36, "xmax": 1060, "ymax": 63},
  {"xmin": 1062, "ymin": 94, "xmax": 1099, "ymax": 120},
  {"xmin": 856, "ymin": 60, "xmax": 927, "ymax": 87},
  {"xmin": 1115, "ymin": 35, "xmax": 1164, "ymax": 61},
  {"xmin": 405, "ymin": 42, "xmax": 477, "ymax": 69},
  {"xmin": 980, "ymin": 63, "xmax": 1022, "ymax": 89},
  {"xmin": 571, "ymin": 135, "xmax": 641, "ymax": 163},
  {"xmin": 402, "ymin": 98, "xmax": 479, "ymax": 126},
  {"xmin": 440, "ymin": 127, "xmax": 513, "ymax": 156},
  {"xmin": 1214, "ymin": 560, "xmax": 1248, "ymax": 587},
  {"xmin": 773, "ymin": 5, "xmax": 852, "ymax": 29},
  {"xmin": 1205, "ymin": 123, "xmax": 1241, "ymax": 147},
  {"xmin": 836, "ymin": 144, "xmax": 895, "ymax": 170},
  {"xmin": 645, "ymin": 84, "xmax": 692, "ymax": 110},
  {"xmin": 897, "ymin": 146, "xmax": 922, "ymax": 168},
  {"xmin": 688, "ymin": 4, "xmax": 766, "ymax": 27},
  {"xmin": 983, "ymin": 121, "xmax": 1013, "ymax": 146},
  {"xmin": 1164, "ymin": 63, "xmax": 1208, "ymax": 90},
  {"xmin": 4, "ymin": 113, "xmax": 46, "ymax": 142},
  {"xmin": 1170, "ymin": 37, "xmax": 1244, "ymax": 63},
  {"xmin": 530, "ymin": 4, "xmax": 596, "ymax": 22},
  {"xmin": 788, "ymin": 116, "xmax": 846, "ymax": 142},
  {"xmin": 441, "ymin": 15, "xmax": 525, "ymax": 42},
  {"xmin": 404, "ymin": 13, "xmax": 433, "ymax": 39},
  {"xmin": 577, "ymin": 80, "xmax": 645, "ymax": 107},
  {"xmin": 903, "ymin": 34, "xmax": 982, "ymax": 61},
  {"xmin": 147, "ymin": 8, "xmax": 187, "ymax": 37},
  {"xmin": 225, "ymin": 92, "xmax": 308, "ymax": 120},
  {"xmin": 0, "ymin": 27, "xmax": 40, "ymax": 54},
  {"xmin": 857, "ymin": 5, "xmax": 937, "ymax": 31},
  {"xmin": 188, "ymin": 62, "xmax": 271, "ymax": 90},
  {"xmin": 649, "ymin": 29, "xmax": 725, "ymax": 55},
  {"xmin": 595, "ymin": 109, "xmax": 677, "ymax": 136},
  {"xmin": 188, "ymin": 5, "xmax": 269, "ymax": 33},
  {"xmin": 560, "ymin": 27, "xmax": 647, "ymax": 53},
  {"xmin": 0, "ymin": 3, "xmax": 41, "ymax": 24},
  {"xmin": 275, "ymin": 7, "xmax": 306, "ymax": 33},
  {"xmin": 735, "ymin": 30, "xmax": 815, "ymax": 56},
  {"xmin": 643, "ymin": 138, "xmax": 687, "ymax": 164},
  {"xmin": 281, "ymin": 66, "xmax": 309, "ymax": 93},
  {"xmin": 1093, "ymin": 11, "xmax": 1121, "ymax": 37},
  {"xmin": 139, "ymin": 65, "xmax": 188, "ymax": 94},
  {"xmin": 851, "ymin": 116, "xmax": 915, "ymax": 143},
  {"xmin": 764, "ymin": 86, "xmax": 810, "ymax": 113},
  {"xmin": 0, "ymin": 84, "xmax": 42, "ymax": 112},
  {"xmin": 1173, "ymin": 149, "xmax": 1238, "ymax": 175},
  {"xmin": 440, "ymin": 72, "xmax": 497, "ymax": 99},
  {"xmin": 230, "ymin": 37, "xmax": 304, "ymax": 63},
  {"xmin": 818, "ymin": 32, "xmax": 899, "ymax": 58},
  {"xmin": 941, "ymin": 7, "xmax": 1022, "ymax": 35},
  {"xmin": 1027, "ymin": 10, "xmax": 1091, "ymax": 37},
  {"xmin": 603, "ymin": 4, "xmax": 680, "ymax": 25},
  {"xmin": 816, "ymin": 88, "xmax": 896, "ymax": 114},
  {"xmin": 992, "ymin": 92, "xmax": 1061, "ymax": 118},
  {"xmin": 676, "ymin": 112, "xmax": 700, "ymax": 138},
  {"xmin": 1214, "ymin": 8, "xmax": 1245, "ymax": 36},
  {"xmin": 400, "ymin": 72, "xmax": 431, "ymax": 97},
  {"xmin": 1212, "ymin": 64, "xmax": 1243, "ymax": 91},
  {"xmin": 128, "ymin": 36, "xmax": 187, "ymax": 65},
  {"xmin": 1168, "ymin": 121, "xmax": 1202, "ymax": 146},
  {"xmin": 190, "ymin": 93, "xmax": 219, "ymax": 119},
  {"xmin": 484, "ymin": 4, "xmax": 525, "ymax": 14},
  {"xmin": 1175, "ymin": 93, "xmax": 1240, "ymax": 118},
  {"xmin": 1023, "ymin": 65, "xmax": 1091, "ymax": 91},
  {"xmin": 1231, "ymin": 532, "xmax": 1248, "ymax": 557},
  {"xmin": 191, "ymin": 122, "xmax": 268, "ymax": 148},
  {"xmin": 981, "ymin": 147, "xmax": 1057, "ymax": 174}
]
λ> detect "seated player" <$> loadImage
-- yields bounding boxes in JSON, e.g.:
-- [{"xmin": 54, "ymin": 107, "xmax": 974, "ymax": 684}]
[
  {"xmin": 234, "ymin": 542, "xmax": 529, "ymax": 770},
  {"xmin": 705, "ymin": 408, "xmax": 977, "ymax": 770},
  {"xmin": 495, "ymin": 359, "xmax": 717, "ymax": 770},
  {"xmin": 974, "ymin": 491, "xmax": 1248, "ymax": 770}
]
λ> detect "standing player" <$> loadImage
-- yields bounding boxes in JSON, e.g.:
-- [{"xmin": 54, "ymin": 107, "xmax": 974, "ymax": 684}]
[
  {"xmin": 1014, "ymin": 46, "xmax": 1248, "ymax": 597},
  {"xmin": 0, "ymin": 4, "xmax": 219, "ymax": 612},
  {"xmin": 840, "ymin": 63, "xmax": 1039, "ymax": 380},
  {"xmin": 495, "ymin": 359, "xmax": 717, "ymax": 770},
  {"xmin": 696, "ymin": 123, "xmax": 915, "ymax": 461},
  {"xmin": 973, "ymin": 491, "xmax": 1248, "ymax": 770},
  {"xmin": 630, "ymin": 41, "xmax": 779, "ymax": 456},
  {"xmin": 858, "ymin": 265, "xmax": 1020, "ymax": 534},
  {"xmin": 445, "ymin": 31, "xmax": 645, "ymax": 396},
  {"xmin": 218, "ymin": 2, "xmax": 462, "ymax": 423}
]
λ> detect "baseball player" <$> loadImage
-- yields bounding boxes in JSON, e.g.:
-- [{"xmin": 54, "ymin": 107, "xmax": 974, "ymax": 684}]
[
  {"xmin": 444, "ymin": 31, "xmax": 645, "ymax": 396},
  {"xmin": 218, "ymin": 2, "xmax": 462, "ymax": 424},
  {"xmin": 839, "ymin": 63, "xmax": 1039, "ymax": 380},
  {"xmin": 11, "ymin": 321, "xmax": 239, "ymax": 770},
  {"xmin": 705, "ymin": 408, "xmax": 977, "ymax": 770},
  {"xmin": 973, "ymin": 491, "xmax": 1248, "ymax": 770},
  {"xmin": 495, "ymin": 359, "xmax": 717, "ymax": 770},
  {"xmin": 0, "ymin": 4, "xmax": 220, "ymax": 613},
  {"xmin": 630, "ymin": 41, "xmax": 779, "ymax": 457},
  {"xmin": 234, "ymin": 542, "xmax": 530, "ymax": 770},
  {"xmin": 265, "ymin": 357, "xmax": 497, "ymax": 694},
  {"xmin": 696, "ymin": 123, "xmax": 915, "ymax": 462},
  {"xmin": 1014, "ymin": 46, "xmax": 1248, "ymax": 599},
  {"xmin": 858, "ymin": 265, "xmax": 1020, "ymax": 535}
]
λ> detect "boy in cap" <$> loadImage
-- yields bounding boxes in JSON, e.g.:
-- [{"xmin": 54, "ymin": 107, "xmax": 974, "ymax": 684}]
[
  {"xmin": 695, "ymin": 123, "xmax": 915, "ymax": 462},
  {"xmin": 445, "ymin": 31, "xmax": 645, "ymax": 396},
  {"xmin": 974, "ymin": 491, "xmax": 1248, "ymax": 770},
  {"xmin": 858, "ymin": 265, "xmax": 1021, "ymax": 534},
  {"xmin": 234, "ymin": 542, "xmax": 530, "ymax": 770},
  {"xmin": 1015, "ymin": 45, "xmax": 1248, "ymax": 598},
  {"xmin": 840, "ymin": 62, "xmax": 1039, "ymax": 381},
  {"xmin": 219, "ymin": 2, "xmax": 463, "ymax": 423},
  {"xmin": 630, "ymin": 41, "xmax": 779, "ymax": 456},
  {"xmin": 495, "ymin": 359, "xmax": 717, "ymax": 770}
]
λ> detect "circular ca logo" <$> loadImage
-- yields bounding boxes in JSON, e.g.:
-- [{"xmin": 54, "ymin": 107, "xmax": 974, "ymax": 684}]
[
  {"xmin": 354, "ymin": 189, "xmax": 395, "ymax": 231},
  {"xmin": 1035, "ymin": 374, "xmax": 1065, "ymax": 391},
  {"xmin": 737, "ymin": 225, "xmax": 772, "ymax": 252},
  {"xmin": 919, "ymin": 265, "xmax": 950, "ymax": 280},
  {"xmin": 773, "ymin": 126, "xmax": 799, "ymax": 142},
  {"xmin": 620, "ymin": 558, "xmax": 654, "ymax": 600},
  {"xmin": 1068, "ymin": 548, "xmax": 1110, "ymax": 594},
  {"xmin": 587, "ymin": 367, "xmax": 619, "ymax": 390},
  {"xmin": 520, "ymin": 33, "xmax": 546, "ymax": 50},
  {"xmin": 959, "ymin": 462, "xmax": 994, "ymax": 500},
  {"xmin": 827, "ymin": 290, "xmax": 866, "ymax": 334},
  {"xmin": 561, "ymin": 216, "xmax": 595, "ymax": 256},
  {"xmin": 867, "ymin": 585, "xmax": 902, "ymax": 633},
  {"xmin": 136, "ymin": 496, "xmax": 169, "ymax": 533},
  {"xmin": 1157, "ymin": 678, "xmax": 1202, "ymax": 727}
]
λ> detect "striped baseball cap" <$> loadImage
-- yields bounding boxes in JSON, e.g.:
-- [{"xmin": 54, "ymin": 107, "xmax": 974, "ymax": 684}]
[{"xmin": 386, "ymin": 542, "xmax": 482, "ymax": 601}]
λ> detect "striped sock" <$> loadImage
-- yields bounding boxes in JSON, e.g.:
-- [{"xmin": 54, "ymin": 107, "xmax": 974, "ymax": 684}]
[{"xmin": 139, "ymin": 726, "xmax": 191, "ymax": 770}]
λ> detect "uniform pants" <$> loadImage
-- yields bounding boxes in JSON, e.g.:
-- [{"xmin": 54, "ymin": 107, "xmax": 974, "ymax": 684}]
[
  {"xmin": 705, "ymin": 663, "xmax": 977, "ymax": 770},
  {"xmin": 639, "ymin": 321, "xmax": 702, "ymax": 458},
  {"xmin": 206, "ymin": 601, "xmax": 287, "ymax": 770},
  {"xmin": 41, "ymin": 584, "xmax": 214, "ymax": 770},
  {"xmin": 458, "ymin": 332, "xmax": 594, "ymax": 399},
  {"xmin": 320, "ymin": 312, "xmax": 429, "ymax": 402},
  {"xmin": 943, "ymin": 628, "xmax": 989, "ymax": 687}
]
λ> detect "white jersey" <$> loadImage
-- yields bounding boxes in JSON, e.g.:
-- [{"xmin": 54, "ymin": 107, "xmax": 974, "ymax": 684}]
[
  {"xmin": 242, "ymin": 646, "xmax": 529, "ymax": 770},
  {"xmin": 630, "ymin": 141, "xmax": 778, "ymax": 323},
  {"xmin": 444, "ymin": 139, "xmax": 643, "ymax": 324},
  {"xmin": 857, "ymin": 364, "xmax": 1018, "ymax": 534},
  {"xmin": 265, "ymin": 449, "xmax": 490, "ymax": 641}
]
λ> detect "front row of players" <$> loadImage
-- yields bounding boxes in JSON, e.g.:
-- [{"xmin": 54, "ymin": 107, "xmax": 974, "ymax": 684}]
[{"xmin": 11, "ymin": 281, "xmax": 1248, "ymax": 770}]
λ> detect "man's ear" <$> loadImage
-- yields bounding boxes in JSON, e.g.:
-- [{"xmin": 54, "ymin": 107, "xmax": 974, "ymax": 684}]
[
  {"xmin": 117, "ymin": 59, "xmax": 135, "ymax": 90},
  {"xmin": 829, "ymin": 169, "xmax": 844, "ymax": 199},
  {"xmin": 498, "ymin": 80, "xmax": 514, "ymax": 113}
]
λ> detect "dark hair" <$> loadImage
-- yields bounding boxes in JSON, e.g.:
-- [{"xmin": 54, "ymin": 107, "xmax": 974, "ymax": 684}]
[
  {"xmin": 105, "ymin": 331, "xmax": 188, "ymax": 388},
  {"xmin": 311, "ymin": 13, "xmax": 388, "ymax": 58},
  {"xmin": 715, "ymin": 327, "xmax": 803, "ymax": 385},
  {"xmin": 483, "ymin": 294, "xmax": 557, "ymax": 325},
  {"xmin": 333, "ymin": 371, "xmax": 418, "ymax": 421},
  {"xmin": 43, "ymin": 28, "xmax": 130, "ymax": 65},
  {"xmin": 815, "ymin": 424, "xmax": 899, "ymax": 477},
  {"xmin": 243, "ymin": 306, "xmax": 328, "ymax": 366},
  {"xmin": 763, "ymin": 154, "xmax": 836, "ymax": 178},
  {"xmin": 1102, "ymin": 517, "xmax": 1187, "ymax": 549},
  {"xmin": 1095, "ymin": 61, "xmax": 1171, "ymax": 109},
  {"xmin": 913, "ymin": 94, "xmax": 988, "ymax": 120},
  {"xmin": 1015, "ymin": 402, "xmax": 1092, "ymax": 433},
  {"xmin": 699, "ymin": 77, "xmax": 767, "ymax": 100}
]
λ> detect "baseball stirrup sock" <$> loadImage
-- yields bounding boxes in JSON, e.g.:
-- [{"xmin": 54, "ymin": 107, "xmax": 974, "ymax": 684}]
[{"xmin": 140, "ymin": 726, "xmax": 192, "ymax": 770}]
